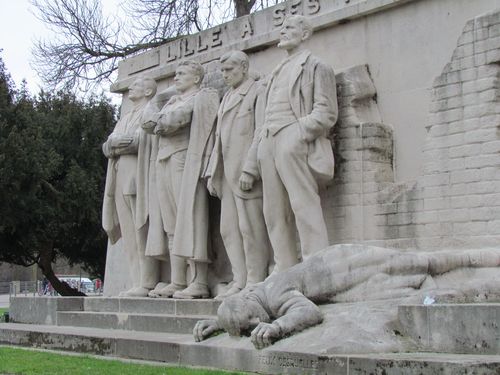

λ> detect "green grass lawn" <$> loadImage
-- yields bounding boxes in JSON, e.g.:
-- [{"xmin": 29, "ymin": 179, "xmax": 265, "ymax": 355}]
[
  {"xmin": 0, "ymin": 307, "xmax": 7, "ymax": 314},
  {"xmin": 0, "ymin": 347, "xmax": 248, "ymax": 375}
]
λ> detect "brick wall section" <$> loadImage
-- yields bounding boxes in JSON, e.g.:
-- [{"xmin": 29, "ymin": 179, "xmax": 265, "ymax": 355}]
[
  {"xmin": 374, "ymin": 10, "xmax": 500, "ymax": 249},
  {"xmin": 322, "ymin": 65, "xmax": 395, "ymax": 243}
]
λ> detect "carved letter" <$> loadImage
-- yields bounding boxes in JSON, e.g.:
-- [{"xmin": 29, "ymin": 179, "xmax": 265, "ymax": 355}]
[
  {"xmin": 290, "ymin": 0, "xmax": 301, "ymax": 15},
  {"xmin": 273, "ymin": 4, "xmax": 286, "ymax": 26},
  {"xmin": 183, "ymin": 38, "xmax": 195, "ymax": 56},
  {"xmin": 211, "ymin": 27, "xmax": 222, "ymax": 47},
  {"xmin": 197, "ymin": 34, "xmax": 208, "ymax": 52},
  {"xmin": 240, "ymin": 17, "xmax": 254, "ymax": 38},
  {"xmin": 166, "ymin": 43, "xmax": 178, "ymax": 62},
  {"xmin": 306, "ymin": 0, "xmax": 320, "ymax": 14}
]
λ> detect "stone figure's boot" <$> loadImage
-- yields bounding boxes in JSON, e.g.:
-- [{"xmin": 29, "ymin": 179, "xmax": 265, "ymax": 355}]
[
  {"xmin": 215, "ymin": 284, "xmax": 242, "ymax": 300},
  {"xmin": 173, "ymin": 262, "xmax": 209, "ymax": 299},
  {"xmin": 158, "ymin": 254, "xmax": 187, "ymax": 298},
  {"xmin": 148, "ymin": 282, "xmax": 169, "ymax": 298}
]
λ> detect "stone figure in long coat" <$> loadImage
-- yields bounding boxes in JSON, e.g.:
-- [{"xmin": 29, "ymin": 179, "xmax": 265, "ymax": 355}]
[
  {"xmin": 257, "ymin": 15, "xmax": 338, "ymax": 272},
  {"xmin": 171, "ymin": 85, "xmax": 219, "ymax": 299},
  {"xmin": 146, "ymin": 60, "xmax": 218, "ymax": 299},
  {"xmin": 102, "ymin": 77, "xmax": 160, "ymax": 297},
  {"xmin": 205, "ymin": 50, "xmax": 272, "ymax": 299}
]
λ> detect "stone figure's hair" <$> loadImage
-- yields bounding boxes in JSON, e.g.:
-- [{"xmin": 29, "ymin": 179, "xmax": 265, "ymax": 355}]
[
  {"xmin": 285, "ymin": 15, "xmax": 314, "ymax": 39},
  {"xmin": 217, "ymin": 296, "xmax": 250, "ymax": 336},
  {"xmin": 220, "ymin": 50, "xmax": 249, "ymax": 70},
  {"xmin": 178, "ymin": 60, "xmax": 205, "ymax": 84},
  {"xmin": 141, "ymin": 77, "xmax": 157, "ymax": 97}
]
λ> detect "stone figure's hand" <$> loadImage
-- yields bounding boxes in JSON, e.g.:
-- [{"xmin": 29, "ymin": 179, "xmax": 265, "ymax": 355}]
[
  {"xmin": 110, "ymin": 135, "xmax": 133, "ymax": 148},
  {"xmin": 206, "ymin": 177, "xmax": 217, "ymax": 197},
  {"xmin": 141, "ymin": 120, "xmax": 157, "ymax": 134},
  {"xmin": 193, "ymin": 319, "xmax": 220, "ymax": 342},
  {"xmin": 239, "ymin": 172, "xmax": 255, "ymax": 191},
  {"xmin": 154, "ymin": 124, "xmax": 165, "ymax": 136},
  {"xmin": 251, "ymin": 322, "xmax": 281, "ymax": 349}
]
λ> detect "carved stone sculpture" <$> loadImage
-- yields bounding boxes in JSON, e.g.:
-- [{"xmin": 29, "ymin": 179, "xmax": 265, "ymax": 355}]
[
  {"xmin": 194, "ymin": 244, "xmax": 500, "ymax": 349},
  {"xmin": 102, "ymin": 77, "xmax": 160, "ymax": 297},
  {"xmin": 205, "ymin": 51, "xmax": 272, "ymax": 299},
  {"xmin": 257, "ymin": 15, "xmax": 338, "ymax": 272},
  {"xmin": 146, "ymin": 60, "xmax": 219, "ymax": 299}
]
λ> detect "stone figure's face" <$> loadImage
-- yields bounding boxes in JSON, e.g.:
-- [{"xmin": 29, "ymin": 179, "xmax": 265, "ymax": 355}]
[
  {"xmin": 174, "ymin": 65, "xmax": 199, "ymax": 93},
  {"xmin": 221, "ymin": 58, "xmax": 246, "ymax": 88},
  {"xmin": 278, "ymin": 18, "xmax": 305, "ymax": 51},
  {"xmin": 128, "ymin": 79, "xmax": 146, "ymax": 102}
]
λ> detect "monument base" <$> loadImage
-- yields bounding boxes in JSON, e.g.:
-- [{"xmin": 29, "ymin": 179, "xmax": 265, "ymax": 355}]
[{"xmin": 1, "ymin": 296, "xmax": 499, "ymax": 374}]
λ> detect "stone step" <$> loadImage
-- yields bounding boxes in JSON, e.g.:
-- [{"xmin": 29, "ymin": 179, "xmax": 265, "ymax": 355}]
[
  {"xmin": 56, "ymin": 311, "xmax": 212, "ymax": 334},
  {"xmin": 83, "ymin": 297, "xmax": 220, "ymax": 316},
  {"xmin": 398, "ymin": 303, "xmax": 500, "ymax": 355},
  {"xmin": 1, "ymin": 322, "xmax": 500, "ymax": 374},
  {"xmin": 9, "ymin": 296, "xmax": 221, "ymax": 326}
]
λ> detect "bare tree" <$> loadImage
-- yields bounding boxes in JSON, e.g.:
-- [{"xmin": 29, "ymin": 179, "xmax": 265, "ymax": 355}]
[{"xmin": 31, "ymin": 0, "xmax": 280, "ymax": 93}]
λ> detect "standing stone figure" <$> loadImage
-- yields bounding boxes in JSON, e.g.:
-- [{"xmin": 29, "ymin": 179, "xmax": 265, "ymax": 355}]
[
  {"xmin": 102, "ymin": 77, "xmax": 160, "ymax": 297},
  {"xmin": 206, "ymin": 51, "xmax": 272, "ymax": 299},
  {"xmin": 150, "ymin": 61, "xmax": 219, "ymax": 299},
  {"xmin": 257, "ymin": 15, "xmax": 338, "ymax": 271}
]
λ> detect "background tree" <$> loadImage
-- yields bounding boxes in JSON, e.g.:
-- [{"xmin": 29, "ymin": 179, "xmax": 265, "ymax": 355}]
[
  {"xmin": 0, "ymin": 53, "xmax": 115, "ymax": 295},
  {"xmin": 31, "ymin": 0, "xmax": 280, "ymax": 92}
]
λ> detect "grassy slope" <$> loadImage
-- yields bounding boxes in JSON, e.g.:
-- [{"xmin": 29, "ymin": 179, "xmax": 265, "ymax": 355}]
[{"xmin": 0, "ymin": 347, "xmax": 247, "ymax": 375}]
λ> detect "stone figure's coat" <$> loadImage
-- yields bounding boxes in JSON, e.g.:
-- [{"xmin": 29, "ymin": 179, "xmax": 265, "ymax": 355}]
[
  {"xmin": 207, "ymin": 77, "xmax": 262, "ymax": 199},
  {"xmin": 102, "ymin": 101, "xmax": 158, "ymax": 243},
  {"xmin": 172, "ymin": 88, "xmax": 219, "ymax": 262},
  {"xmin": 263, "ymin": 50, "xmax": 337, "ymax": 183}
]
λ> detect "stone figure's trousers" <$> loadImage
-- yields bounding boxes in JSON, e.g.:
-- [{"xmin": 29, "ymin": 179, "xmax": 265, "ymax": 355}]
[
  {"xmin": 156, "ymin": 150, "xmax": 208, "ymax": 288},
  {"xmin": 156, "ymin": 150, "xmax": 186, "ymax": 239},
  {"xmin": 258, "ymin": 124, "xmax": 329, "ymax": 272},
  {"xmin": 114, "ymin": 188, "xmax": 159, "ymax": 289},
  {"xmin": 220, "ymin": 178, "xmax": 270, "ymax": 288}
]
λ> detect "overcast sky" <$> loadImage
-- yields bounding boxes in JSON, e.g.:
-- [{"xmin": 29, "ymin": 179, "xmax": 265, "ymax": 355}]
[{"xmin": 0, "ymin": 0, "xmax": 121, "ymax": 100}]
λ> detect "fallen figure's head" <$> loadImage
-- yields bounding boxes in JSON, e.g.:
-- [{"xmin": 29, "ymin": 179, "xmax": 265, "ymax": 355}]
[{"xmin": 194, "ymin": 244, "xmax": 500, "ymax": 349}]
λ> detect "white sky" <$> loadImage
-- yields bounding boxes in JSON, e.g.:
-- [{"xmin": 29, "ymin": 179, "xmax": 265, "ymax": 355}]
[{"xmin": 0, "ymin": 0, "xmax": 122, "ymax": 101}]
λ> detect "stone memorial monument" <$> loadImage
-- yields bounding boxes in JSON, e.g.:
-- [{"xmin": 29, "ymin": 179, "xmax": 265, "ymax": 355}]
[
  {"xmin": 4, "ymin": 1, "xmax": 496, "ymax": 374},
  {"xmin": 205, "ymin": 50, "xmax": 272, "ymax": 299}
]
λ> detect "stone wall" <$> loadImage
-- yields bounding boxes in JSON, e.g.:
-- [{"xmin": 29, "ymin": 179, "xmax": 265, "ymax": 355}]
[{"xmin": 371, "ymin": 10, "xmax": 500, "ymax": 249}]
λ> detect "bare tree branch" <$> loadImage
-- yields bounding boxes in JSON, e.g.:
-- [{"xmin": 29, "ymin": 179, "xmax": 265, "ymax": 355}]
[{"xmin": 30, "ymin": 0, "xmax": 280, "ymax": 93}]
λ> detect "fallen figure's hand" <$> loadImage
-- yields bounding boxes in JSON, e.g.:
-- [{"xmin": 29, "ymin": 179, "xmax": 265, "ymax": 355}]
[
  {"xmin": 193, "ymin": 319, "xmax": 221, "ymax": 342},
  {"xmin": 251, "ymin": 322, "xmax": 282, "ymax": 349}
]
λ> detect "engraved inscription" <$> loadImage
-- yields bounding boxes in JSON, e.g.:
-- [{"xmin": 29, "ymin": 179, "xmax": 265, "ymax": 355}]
[
  {"xmin": 258, "ymin": 355, "xmax": 319, "ymax": 369},
  {"xmin": 273, "ymin": 0, "xmax": 321, "ymax": 26},
  {"xmin": 163, "ymin": 27, "xmax": 223, "ymax": 62}
]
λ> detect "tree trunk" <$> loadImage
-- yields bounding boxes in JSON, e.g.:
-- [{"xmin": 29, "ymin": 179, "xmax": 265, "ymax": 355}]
[
  {"xmin": 37, "ymin": 246, "xmax": 86, "ymax": 297},
  {"xmin": 234, "ymin": 0, "xmax": 257, "ymax": 18}
]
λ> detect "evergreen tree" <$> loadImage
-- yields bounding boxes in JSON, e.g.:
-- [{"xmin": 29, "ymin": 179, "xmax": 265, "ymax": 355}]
[{"xmin": 0, "ymin": 53, "xmax": 115, "ymax": 295}]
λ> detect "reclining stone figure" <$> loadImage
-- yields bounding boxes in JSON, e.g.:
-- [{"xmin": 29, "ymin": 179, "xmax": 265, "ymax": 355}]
[{"xmin": 193, "ymin": 244, "xmax": 500, "ymax": 349}]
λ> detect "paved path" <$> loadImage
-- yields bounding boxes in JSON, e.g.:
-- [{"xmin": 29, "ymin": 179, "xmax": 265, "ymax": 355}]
[{"xmin": 0, "ymin": 294, "xmax": 9, "ymax": 309}]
